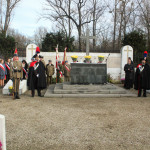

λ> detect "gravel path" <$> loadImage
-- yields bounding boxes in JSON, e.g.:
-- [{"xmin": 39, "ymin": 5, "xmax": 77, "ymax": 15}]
[{"xmin": 0, "ymin": 88, "xmax": 150, "ymax": 150}]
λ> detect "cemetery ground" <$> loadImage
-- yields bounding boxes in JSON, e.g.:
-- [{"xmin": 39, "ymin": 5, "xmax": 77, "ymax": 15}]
[{"xmin": 0, "ymin": 87, "xmax": 150, "ymax": 150}]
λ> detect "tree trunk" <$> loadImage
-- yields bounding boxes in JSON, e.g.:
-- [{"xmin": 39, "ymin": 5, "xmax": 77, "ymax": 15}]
[
  {"xmin": 68, "ymin": 0, "xmax": 71, "ymax": 38},
  {"xmin": 113, "ymin": 0, "xmax": 117, "ymax": 51},
  {"xmin": 93, "ymin": 0, "xmax": 96, "ymax": 51},
  {"xmin": 78, "ymin": 3, "xmax": 82, "ymax": 52},
  {"xmin": 3, "ymin": 0, "xmax": 10, "ymax": 37}
]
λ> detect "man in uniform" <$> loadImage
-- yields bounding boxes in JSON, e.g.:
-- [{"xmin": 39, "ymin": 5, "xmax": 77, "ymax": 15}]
[
  {"xmin": 134, "ymin": 58, "xmax": 150, "ymax": 97},
  {"xmin": 63, "ymin": 61, "xmax": 71, "ymax": 82},
  {"xmin": 10, "ymin": 49, "xmax": 23, "ymax": 100},
  {"xmin": 28, "ymin": 54, "xmax": 46, "ymax": 97},
  {"xmin": 46, "ymin": 60, "xmax": 55, "ymax": 86},
  {"xmin": 57, "ymin": 61, "xmax": 63, "ymax": 83}
]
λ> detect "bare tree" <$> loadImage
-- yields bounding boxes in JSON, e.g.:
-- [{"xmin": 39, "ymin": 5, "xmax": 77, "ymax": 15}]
[
  {"xmin": 1, "ymin": 0, "xmax": 22, "ymax": 37},
  {"xmin": 90, "ymin": 0, "xmax": 106, "ymax": 50},
  {"xmin": 33, "ymin": 27, "xmax": 48, "ymax": 48},
  {"xmin": 137, "ymin": 0, "xmax": 150, "ymax": 50},
  {"xmin": 42, "ymin": 0, "xmax": 95, "ymax": 51}
]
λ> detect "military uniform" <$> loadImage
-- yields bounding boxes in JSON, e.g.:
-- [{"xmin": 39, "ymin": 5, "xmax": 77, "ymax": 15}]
[
  {"xmin": 57, "ymin": 63, "xmax": 63, "ymax": 83},
  {"xmin": 46, "ymin": 63, "xmax": 55, "ymax": 85},
  {"xmin": 63, "ymin": 64, "xmax": 71, "ymax": 82},
  {"xmin": 10, "ymin": 52, "xmax": 23, "ymax": 99}
]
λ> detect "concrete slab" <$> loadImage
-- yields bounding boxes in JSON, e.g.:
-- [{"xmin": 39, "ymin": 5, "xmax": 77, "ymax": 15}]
[
  {"xmin": 45, "ymin": 83, "xmax": 136, "ymax": 98},
  {"xmin": 3, "ymin": 80, "xmax": 27, "ymax": 95}
]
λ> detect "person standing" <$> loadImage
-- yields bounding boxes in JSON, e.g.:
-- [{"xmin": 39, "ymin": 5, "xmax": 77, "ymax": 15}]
[
  {"xmin": 124, "ymin": 57, "xmax": 134, "ymax": 89},
  {"xmin": 22, "ymin": 60, "xmax": 28, "ymax": 79},
  {"xmin": 39, "ymin": 55, "xmax": 46, "ymax": 67},
  {"xmin": 5, "ymin": 58, "xmax": 11, "ymax": 83},
  {"xmin": 28, "ymin": 54, "xmax": 46, "ymax": 97},
  {"xmin": 0, "ymin": 59, "xmax": 7, "ymax": 88},
  {"xmin": 57, "ymin": 61, "xmax": 63, "ymax": 83},
  {"xmin": 63, "ymin": 61, "xmax": 71, "ymax": 82},
  {"xmin": 10, "ymin": 49, "xmax": 23, "ymax": 99},
  {"xmin": 46, "ymin": 60, "xmax": 55, "ymax": 86},
  {"xmin": 134, "ymin": 58, "xmax": 150, "ymax": 97}
]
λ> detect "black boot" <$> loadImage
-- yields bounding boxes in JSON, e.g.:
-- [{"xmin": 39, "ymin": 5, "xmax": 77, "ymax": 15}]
[
  {"xmin": 13, "ymin": 92, "xmax": 16, "ymax": 100},
  {"xmin": 138, "ymin": 89, "xmax": 141, "ymax": 97},
  {"xmin": 16, "ymin": 92, "xmax": 20, "ymax": 99},
  {"xmin": 32, "ymin": 90, "xmax": 35, "ymax": 97},
  {"xmin": 37, "ymin": 89, "xmax": 44, "ymax": 97},
  {"xmin": 143, "ymin": 89, "xmax": 147, "ymax": 97}
]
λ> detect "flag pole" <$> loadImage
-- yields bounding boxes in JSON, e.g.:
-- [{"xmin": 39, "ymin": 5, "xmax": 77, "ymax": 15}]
[{"xmin": 56, "ymin": 44, "xmax": 59, "ymax": 84}]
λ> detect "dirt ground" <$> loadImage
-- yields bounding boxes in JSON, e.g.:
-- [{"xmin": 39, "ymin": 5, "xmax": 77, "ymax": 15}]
[{"xmin": 0, "ymin": 88, "xmax": 150, "ymax": 150}]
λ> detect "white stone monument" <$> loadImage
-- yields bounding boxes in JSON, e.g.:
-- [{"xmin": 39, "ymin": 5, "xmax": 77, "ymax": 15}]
[
  {"xmin": 0, "ymin": 115, "xmax": 6, "ymax": 150},
  {"xmin": 121, "ymin": 45, "xmax": 133, "ymax": 79},
  {"xmin": 3, "ymin": 80, "xmax": 27, "ymax": 95},
  {"xmin": 26, "ymin": 44, "xmax": 37, "ymax": 63}
]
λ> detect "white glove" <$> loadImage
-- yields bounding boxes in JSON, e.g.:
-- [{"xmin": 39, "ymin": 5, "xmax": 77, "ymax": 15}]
[{"xmin": 37, "ymin": 74, "xmax": 39, "ymax": 77}]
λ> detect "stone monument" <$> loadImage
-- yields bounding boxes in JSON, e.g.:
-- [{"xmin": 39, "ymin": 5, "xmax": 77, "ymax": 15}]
[
  {"xmin": 121, "ymin": 45, "xmax": 133, "ymax": 79},
  {"xmin": 26, "ymin": 44, "xmax": 37, "ymax": 63},
  {"xmin": 71, "ymin": 29, "xmax": 107, "ymax": 84},
  {"xmin": 0, "ymin": 115, "xmax": 6, "ymax": 150}
]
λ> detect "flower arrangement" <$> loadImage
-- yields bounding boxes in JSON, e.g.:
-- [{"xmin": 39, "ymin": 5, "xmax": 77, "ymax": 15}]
[
  {"xmin": 98, "ymin": 55, "xmax": 105, "ymax": 63},
  {"xmin": 9, "ymin": 86, "xmax": 13, "ymax": 95},
  {"xmin": 84, "ymin": 56, "xmax": 92, "ymax": 63},
  {"xmin": 0, "ymin": 141, "xmax": 2, "ymax": 150},
  {"xmin": 71, "ymin": 55, "xmax": 78, "ymax": 62}
]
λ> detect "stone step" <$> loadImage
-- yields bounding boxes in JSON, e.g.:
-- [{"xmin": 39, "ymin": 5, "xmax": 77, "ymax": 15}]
[
  {"xmin": 44, "ymin": 83, "xmax": 136, "ymax": 98},
  {"xmin": 54, "ymin": 90, "xmax": 127, "ymax": 94},
  {"xmin": 44, "ymin": 93, "xmax": 137, "ymax": 98}
]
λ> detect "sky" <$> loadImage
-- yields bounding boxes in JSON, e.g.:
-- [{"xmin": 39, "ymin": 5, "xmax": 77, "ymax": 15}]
[{"xmin": 10, "ymin": 0, "xmax": 52, "ymax": 37}]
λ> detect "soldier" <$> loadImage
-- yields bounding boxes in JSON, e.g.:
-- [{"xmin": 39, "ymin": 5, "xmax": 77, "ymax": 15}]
[
  {"xmin": 46, "ymin": 60, "xmax": 55, "ymax": 86},
  {"xmin": 57, "ymin": 61, "xmax": 63, "ymax": 83},
  {"xmin": 63, "ymin": 61, "xmax": 71, "ymax": 82},
  {"xmin": 27, "ymin": 54, "xmax": 46, "ymax": 97},
  {"xmin": 134, "ymin": 58, "xmax": 150, "ymax": 97},
  {"xmin": 10, "ymin": 49, "xmax": 23, "ymax": 100}
]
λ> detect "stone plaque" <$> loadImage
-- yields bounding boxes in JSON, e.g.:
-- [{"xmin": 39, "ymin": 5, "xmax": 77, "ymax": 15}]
[{"xmin": 71, "ymin": 63, "xmax": 107, "ymax": 84}]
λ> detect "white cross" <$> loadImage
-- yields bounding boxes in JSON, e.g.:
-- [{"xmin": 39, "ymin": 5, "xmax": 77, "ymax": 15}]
[
  {"xmin": 81, "ymin": 29, "xmax": 97, "ymax": 56},
  {"xmin": 124, "ymin": 46, "xmax": 132, "ymax": 63},
  {"xmin": 28, "ymin": 45, "xmax": 36, "ymax": 56}
]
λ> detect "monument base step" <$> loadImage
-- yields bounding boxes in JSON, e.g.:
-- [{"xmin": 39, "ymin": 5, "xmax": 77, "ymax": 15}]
[{"xmin": 45, "ymin": 83, "xmax": 137, "ymax": 98}]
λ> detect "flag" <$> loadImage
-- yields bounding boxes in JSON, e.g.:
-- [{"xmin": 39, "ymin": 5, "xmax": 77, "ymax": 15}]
[
  {"xmin": 62, "ymin": 47, "xmax": 67, "ymax": 65},
  {"xmin": 56, "ymin": 45, "xmax": 59, "ymax": 69}
]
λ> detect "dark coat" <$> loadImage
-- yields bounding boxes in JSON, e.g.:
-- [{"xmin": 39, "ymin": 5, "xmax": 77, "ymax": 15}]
[
  {"xmin": 27, "ymin": 61, "xmax": 47, "ymax": 90},
  {"xmin": 124, "ymin": 64, "xmax": 134, "ymax": 89},
  {"xmin": 36, "ymin": 61, "xmax": 47, "ymax": 89},
  {"xmin": 27, "ymin": 61, "xmax": 38, "ymax": 90},
  {"xmin": 134, "ymin": 63, "xmax": 150, "ymax": 90}
]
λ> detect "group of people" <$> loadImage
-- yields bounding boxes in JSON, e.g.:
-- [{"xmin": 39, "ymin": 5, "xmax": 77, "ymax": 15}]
[
  {"xmin": 124, "ymin": 51, "xmax": 150, "ymax": 97},
  {"xmin": 0, "ymin": 47, "xmax": 71, "ymax": 100},
  {"xmin": 0, "ymin": 58, "xmax": 11, "ymax": 88},
  {"xmin": 1, "ymin": 47, "xmax": 150, "ymax": 99}
]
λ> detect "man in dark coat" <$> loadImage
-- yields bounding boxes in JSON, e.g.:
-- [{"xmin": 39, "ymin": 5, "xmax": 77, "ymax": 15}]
[
  {"xmin": 22, "ymin": 60, "xmax": 28, "ymax": 79},
  {"xmin": 27, "ymin": 54, "xmax": 46, "ymax": 97},
  {"xmin": 134, "ymin": 58, "xmax": 150, "ymax": 97},
  {"xmin": 5, "ymin": 58, "xmax": 11, "ymax": 83},
  {"xmin": 124, "ymin": 57, "xmax": 134, "ymax": 89}
]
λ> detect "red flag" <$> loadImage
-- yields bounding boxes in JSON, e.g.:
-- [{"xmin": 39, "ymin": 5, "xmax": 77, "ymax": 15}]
[{"xmin": 56, "ymin": 45, "xmax": 59, "ymax": 69}]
